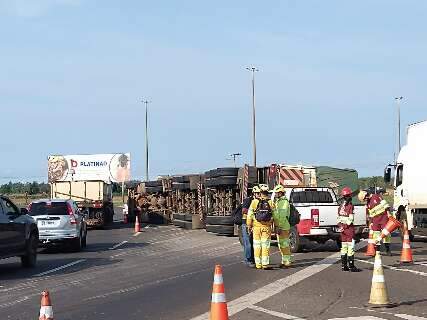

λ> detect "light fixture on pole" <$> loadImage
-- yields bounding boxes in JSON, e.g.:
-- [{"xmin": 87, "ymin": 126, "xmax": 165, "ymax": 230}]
[
  {"xmin": 227, "ymin": 153, "xmax": 242, "ymax": 167},
  {"xmin": 141, "ymin": 99, "xmax": 151, "ymax": 181},
  {"xmin": 246, "ymin": 66, "xmax": 259, "ymax": 167}
]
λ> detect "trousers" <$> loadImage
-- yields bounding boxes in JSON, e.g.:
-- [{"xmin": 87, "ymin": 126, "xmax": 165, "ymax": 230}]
[
  {"xmin": 253, "ymin": 225, "xmax": 272, "ymax": 269},
  {"xmin": 277, "ymin": 230, "xmax": 291, "ymax": 264},
  {"xmin": 241, "ymin": 223, "xmax": 254, "ymax": 263}
]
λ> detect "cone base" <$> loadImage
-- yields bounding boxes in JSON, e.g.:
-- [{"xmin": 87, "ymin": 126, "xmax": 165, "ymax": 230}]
[
  {"xmin": 365, "ymin": 302, "xmax": 397, "ymax": 309},
  {"xmin": 400, "ymin": 261, "xmax": 413, "ymax": 264}
]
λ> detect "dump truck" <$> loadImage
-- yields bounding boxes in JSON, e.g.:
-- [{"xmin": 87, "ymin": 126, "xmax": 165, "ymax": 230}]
[{"xmin": 50, "ymin": 180, "xmax": 114, "ymax": 228}]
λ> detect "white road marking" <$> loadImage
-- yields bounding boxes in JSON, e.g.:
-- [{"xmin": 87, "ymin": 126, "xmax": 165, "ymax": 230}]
[
  {"xmin": 413, "ymin": 261, "xmax": 427, "ymax": 267},
  {"xmin": 329, "ymin": 317, "xmax": 384, "ymax": 320},
  {"xmin": 34, "ymin": 259, "xmax": 86, "ymax": 277},
  {"xmin": 133, "ymin": 232, "xmax": 142, "ymax": 237},
  {"xmin": 248, "ymin": 305, "xmax": 303, "ymax": 319},
  {"xmin": 394, "ymin": 315, "xmax": 427, "ymax": 320},
  {"xmin": 356, "ymin": 259, "xmax": 427, "ymax": 277},
  {"xmin": 109, "ymin": 241, "xmax": 128, "ymax": 250},
  {"xmin": 189, "ymin": 241, "xmax": 367, "ymax": 320}
]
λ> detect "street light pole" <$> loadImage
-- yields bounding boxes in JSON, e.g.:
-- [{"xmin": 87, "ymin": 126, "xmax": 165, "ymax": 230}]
[
  {"xmin": 394, "ymin": 96, "xmax": 403, "ymax": 163},
  {"xmin": 246, "ymin": 66, "xmax": 259, "ymax": 167},
  {"xmin": 141, "ymin": 99, "xmax": 150, "ymax": 181}
]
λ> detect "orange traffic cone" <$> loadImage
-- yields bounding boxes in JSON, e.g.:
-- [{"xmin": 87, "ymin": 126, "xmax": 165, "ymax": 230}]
[
  {"xmin": 39, "ymin": 290, "xmax": 53, "ymax": 320},
  {"xmin": 365, "ymin": 229, "xmax": 376, "ymax": 257},
  {"xmin": 209, "ymin": 265, "xmax": 229, "ymax": 320},
  {"xmin": 400, "ymin": 228, "xmax": 414, "ymax": 264},
  {"xmin": 377, "ymin": 216, "xmax": 401, "ymax": 242},
  {"xmin": 367, "ymin": 250, "xmax": 396, "ymax": 308},
  {"xmin": 134, "ymin": 215, "xmax": 141, "ymax": 233}
]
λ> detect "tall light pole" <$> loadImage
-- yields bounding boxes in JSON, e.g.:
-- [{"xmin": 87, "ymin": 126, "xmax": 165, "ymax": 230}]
[
  {"xmin": 246, "ymin": 66, "xmax": 259, "ymax": 167},
  {"xmin": 141, "ymin": 99, "xmax": 150, "ymax": 181},
  {"xmin": 395, "ymin": 96, "xmax": 403, "ymax": 163}
]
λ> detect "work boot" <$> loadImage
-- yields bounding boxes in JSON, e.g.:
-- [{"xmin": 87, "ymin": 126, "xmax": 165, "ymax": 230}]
[
  {"xmin": 384, "ymin": 243, "xmax": 392, "ymax": 256},
  {"xmin": 341, "ymin": 255, "xmax": 349, "ymax": 271},
  {"xmin": 348, "ymin": 256, "xmax": 361, "ymax": 272}
]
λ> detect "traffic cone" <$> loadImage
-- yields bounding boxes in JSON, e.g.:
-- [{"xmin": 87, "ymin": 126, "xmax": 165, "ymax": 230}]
[
  {"xmin": 209, "ymin": 265, "xmax": 229, "ymax": 320},
  {"xmin": 400, "ymin": 228, "xmax": 414, "ymax": 264},
  {"xmin": 377, "ymin": 216, "xmax": 401, "ymax": 242},
  {"xmin": 134, "ymin": 214, "xmax": 141, "ymax": 233},
  {"xmin": 365, "ymin": 229, "xmax": 376, "ymax": 257},
  {"xmin": 39, "ymin": 290, "xmax": 53, "ymax": 320},
  {"xmin": 367, "ymin": 250, "xmax": 395, "ymax": 308}
]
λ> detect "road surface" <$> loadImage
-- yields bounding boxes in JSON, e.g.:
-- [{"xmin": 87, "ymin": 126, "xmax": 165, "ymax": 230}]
[{"xmin": 1, "ymin": 213, "xmax": 426, "ymax": 320}]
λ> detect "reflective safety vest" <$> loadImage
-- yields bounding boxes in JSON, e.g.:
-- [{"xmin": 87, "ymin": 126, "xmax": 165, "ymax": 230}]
[
  {"xmin": 367, "ymin": 194, "xmax": 390, "ymax": 218},
  {"xmin": 273, "ymin": 197, "xmax": 291, "ymax": 230},
  {"xmin": 337, "ymin": 202, "xmax": 354, "ymax": 225}
]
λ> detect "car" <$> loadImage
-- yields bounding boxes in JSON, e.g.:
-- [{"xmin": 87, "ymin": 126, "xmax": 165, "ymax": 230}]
[
  {"xmin": 0, "ymin": 195, "xmax": 39, "ymax": 267},
  {"xmin": 28, "ymin": 199, "xmax": 87, "ymax": 252}
]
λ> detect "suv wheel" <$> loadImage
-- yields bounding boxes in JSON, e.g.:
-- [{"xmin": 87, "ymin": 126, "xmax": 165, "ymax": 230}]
[
  {"xmin": 71, "ymin": 233, "xmax": 83, "ymax": 252},
  {"xmin": 21, "ymin": 233, "xmax": 37, "ymax": 268},
  {"xmin": 82, "ymin": 228, "xmax": 87, "ymax": 248}
]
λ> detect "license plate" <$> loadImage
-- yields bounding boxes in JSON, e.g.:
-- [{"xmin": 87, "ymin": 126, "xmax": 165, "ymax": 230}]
[{"xmin": 38, "ymin": 220, "xmax": 58, "ymax": 227}]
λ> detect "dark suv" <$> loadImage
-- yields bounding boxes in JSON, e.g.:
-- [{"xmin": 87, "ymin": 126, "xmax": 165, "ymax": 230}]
[{"xmin": 0, "ymin": 195, "xmax": 39, "ymax": 267}]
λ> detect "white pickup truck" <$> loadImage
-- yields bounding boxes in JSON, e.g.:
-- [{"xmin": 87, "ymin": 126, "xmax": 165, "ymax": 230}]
[{"xmin": 286, "ymin": 187, "xmax": 368, "ymax": 252}]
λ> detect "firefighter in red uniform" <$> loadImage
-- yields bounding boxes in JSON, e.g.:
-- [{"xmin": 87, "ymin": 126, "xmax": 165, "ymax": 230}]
[
  {"xmin": 337, "ymin": 187, "xmax": 361, "ymax": 272},
  {"xmin": 358, "ymin": 190, "xmax": 392, "ymax": 256}
]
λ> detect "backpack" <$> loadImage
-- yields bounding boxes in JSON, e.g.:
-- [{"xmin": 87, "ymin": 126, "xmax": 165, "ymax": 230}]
[
  {"xmin": 255, "ymin": 199, "xmax": 272, "ymax": 222},
  {"xmin": 288, "ymin": 203, "xmax": 301, "ymax": 226},
  {"xmin": 232, "ymin": 204, "xmax": 243, "ymax": 226}
]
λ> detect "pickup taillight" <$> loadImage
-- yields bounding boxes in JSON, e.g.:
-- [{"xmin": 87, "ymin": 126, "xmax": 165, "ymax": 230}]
[
  {"xmin": 311, "ymin": 209, "xmax": 319, "ymax": 227},
  {"xmin": 67, "ymin": 203, "xmax": 77, "ymax": 225}
]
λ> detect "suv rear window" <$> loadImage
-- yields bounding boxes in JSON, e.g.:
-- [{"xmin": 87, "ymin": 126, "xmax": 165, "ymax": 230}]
[
  {"xmin": 29, "ymin": 202, "xmax": 69, "ymax": 216},
  {"xmin": 290, "ymin": 190, "xmax": 333, "ymax": 204}
]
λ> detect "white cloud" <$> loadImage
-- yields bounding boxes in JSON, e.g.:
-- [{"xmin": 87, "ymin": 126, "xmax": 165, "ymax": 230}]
[{"xmin": 0, "ymin": 0, "xmax": 80, "ymax": 17}]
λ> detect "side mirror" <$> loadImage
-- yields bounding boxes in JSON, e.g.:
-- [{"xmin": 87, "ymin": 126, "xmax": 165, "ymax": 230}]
[
  {"xmin": 384, "ymin": 167, "xmax": 391, "ymax": 183},
  {"xmin": 20, "ymin": 208, "xmax": 29, "ymax": 215}
]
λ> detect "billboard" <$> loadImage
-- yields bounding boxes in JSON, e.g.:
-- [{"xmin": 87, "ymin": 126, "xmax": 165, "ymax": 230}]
[{"xmin": 48, "ymin": 153, "xmax": 131, "ymax": 183}]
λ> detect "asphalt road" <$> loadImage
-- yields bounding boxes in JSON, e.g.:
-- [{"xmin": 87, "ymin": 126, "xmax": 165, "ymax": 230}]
[{"xmin": 0, "ymin": 212, "xmax": 426, "ymax": 320}]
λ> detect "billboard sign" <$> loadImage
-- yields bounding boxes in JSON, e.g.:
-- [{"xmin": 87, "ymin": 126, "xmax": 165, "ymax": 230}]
[{"xmin": 48, "ymin": 153, "xmax": 131, "ymax": 183}]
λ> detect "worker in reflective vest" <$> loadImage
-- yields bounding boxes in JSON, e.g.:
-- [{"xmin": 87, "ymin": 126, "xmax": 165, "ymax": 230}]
[
  {"xmin": 273, "ymin": 184, "xmax": 292, "ymax": 268},
  {"xmin": 358, "ymin": 190, "xmax": 392, "ymax": 256},
  {"xmin": 241, "ymin": 186, "xmax": 260, "ymax": 268},
  {"xmin": 338, "ymin": 187, "xmax": 361, "ymax": 272},
  {"xmin": 247, "ymin": 184, "xmax": 275, "ymax": 270}
]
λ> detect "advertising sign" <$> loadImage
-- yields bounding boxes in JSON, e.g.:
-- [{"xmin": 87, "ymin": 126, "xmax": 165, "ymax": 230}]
[{"xmin": 48, "ymin": 153, "xmax": 131, "ymax": 183}]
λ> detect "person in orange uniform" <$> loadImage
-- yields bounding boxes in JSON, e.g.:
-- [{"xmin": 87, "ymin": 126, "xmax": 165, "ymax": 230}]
[{"xmin": 246, "ymin": 184, "xmax": 275, "ymax": 270}]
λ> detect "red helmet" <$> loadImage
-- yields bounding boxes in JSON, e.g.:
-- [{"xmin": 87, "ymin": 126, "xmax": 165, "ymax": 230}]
[{"xmin": 341, "ymin": 187, "xmax": 352, "ymax": 197}]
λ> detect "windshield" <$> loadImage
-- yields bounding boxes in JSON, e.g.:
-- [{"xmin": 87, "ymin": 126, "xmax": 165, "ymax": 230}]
[{"xmin": 29, "ymin": 202, "xmax": 69, "ymax": 216}]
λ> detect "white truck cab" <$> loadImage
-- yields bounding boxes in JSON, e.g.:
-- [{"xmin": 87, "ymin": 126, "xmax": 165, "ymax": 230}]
[{"xmin": 385, "ymin": 120, "xmax": 427, "ymax": 238}]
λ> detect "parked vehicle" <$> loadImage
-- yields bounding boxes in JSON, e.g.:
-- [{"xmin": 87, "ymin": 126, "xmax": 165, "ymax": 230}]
[
  {"xmin": 385, "ymin": 119, "xmax": 427, "ymax": 239},
  {"xmin": 50, "ymin": 181, "xmax": 114, "ymax": 228},
  {"xmin": 285, "ymin": 187, "xmax": 368, "ymax": 252},
  {"xmin": 28, "ymin": 199, "xmax": 87, "ymax": 251},
  {"xmin": 0, "ymin": 195, "xmax": 39, "ymax": 267}
]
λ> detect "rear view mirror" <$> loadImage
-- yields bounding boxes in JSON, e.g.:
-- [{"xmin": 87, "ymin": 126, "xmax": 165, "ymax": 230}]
[
  {"xmin": 384, "ymin": 167, "xmax": 391, "ymax": 183},
  {"xmin": 20, "ymin": 208, "xmax": 29, "ymax": 215}
]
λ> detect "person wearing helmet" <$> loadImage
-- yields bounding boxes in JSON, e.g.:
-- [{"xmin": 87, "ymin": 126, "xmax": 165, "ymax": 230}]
[
  {"xmin": 247, "ymin": 184, "xmax": 275, "ymax": 270},
  {"xmin": 240, "ymin": 186, "xmax": 260, "ymax": 268},
  {"xmin": 338, "ymin": 187, "xmax": 361, "ymax": 272},
  {"xmin": 273, "ymin": 184, "xmax": 292, "ymax": 268},
  {"xmin": 358, "ymin": 190, "xmax": 392, "ymax": 256}
]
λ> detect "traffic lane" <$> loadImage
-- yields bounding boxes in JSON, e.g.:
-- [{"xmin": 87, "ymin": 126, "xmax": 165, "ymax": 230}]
[
  {"xmin": 235, "ymin": 239, "xmax": 427, "ymax": 320},
  {"xmin": 0, "ymin": 221, "xmax": 136, "ymax": 286}
]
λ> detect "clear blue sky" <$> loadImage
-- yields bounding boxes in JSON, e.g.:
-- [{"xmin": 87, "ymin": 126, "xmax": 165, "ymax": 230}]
[{"xmin": 1, "ymin": 0, "xmax": 426, "ymax": 184}]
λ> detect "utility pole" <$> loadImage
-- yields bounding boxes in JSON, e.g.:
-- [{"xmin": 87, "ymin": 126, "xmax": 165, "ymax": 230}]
[
  {"xmin": 141, "ymin": 99, "xmax": 150, "ymax": 181},
  {"xmin": 228, "ymin": 153, "xmax": 242, "ymax": 167},
  {"xmin": 246, "ymin": 66, "xmax": 259, "ymax": 167},
  {"xmin": 394, "ymin": 96, "xmax": 403, "ymax": 164}
]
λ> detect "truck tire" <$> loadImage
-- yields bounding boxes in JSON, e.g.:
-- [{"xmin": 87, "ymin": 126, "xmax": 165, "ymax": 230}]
[
  {"xmin": 145, "ymin": 180, "xmax": 163, "ymax": 187},
  {"xmin": 145, "ymin": 186, "xmax": 163, "ymax": 193},
  {"xmin": 206, "ymin": 224, "xmax": 234, "ymax": 235},
  {"xmin": 184, "ymin": 214, "xmax": 193, "ymax": 222},
  {"xmin": 173, "ymin": 183, "xmax": 191, "ymax": 191},
  {"xmin": 21, "ymin": 232, "xmax": 37, "ymax": 268},
  {"xmin": 289, "ymin": 227, "xmax": 301, "ymax": 253},
  {"xmin": 184, "ymin": 221, "xmax": 193, "ymax": 230},
  {"xmin": 173, "ymin": 213, "xmax": 185, "ymax": 221},
  {"xmin": 206, "ymin": 168, "xmax": 238, "ymax": 178},
  {"xmin": 172, "ymin": 176, "xmax": 190, "ymax": 183},
  {"xmin": 206, "ymin": 216, "xmax": 234, "ymax": 226},
  {"xmin": 213, "ymin": 176, "xmax": 238, "ymax": 186}
]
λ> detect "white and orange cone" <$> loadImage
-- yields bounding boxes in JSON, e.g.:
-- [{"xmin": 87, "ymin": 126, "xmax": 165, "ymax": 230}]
[
  {"xmin": 209, "ymin": 265, "xmax": 229, "ymax": 320},
  {"xmin": 39, "ymin": 290, "xmax": 53, "ymax": 320},
  {"xmin": 376, "ymin": 216, "xmax": 401, "ymax": 243},
  {"xmin": 367, "ymin": 250, "xmax": 395, "ymax": 308},
  {"xmin": 134, "ymin": 214, "xmax": 141, "ymax": 233},
  {"xmin": 365, "ymin": 229, "xmax": 376, "ymax": 257},
  {"xmin": 400, "ymin": 228, "xmax": 414, "ymax": 264}
]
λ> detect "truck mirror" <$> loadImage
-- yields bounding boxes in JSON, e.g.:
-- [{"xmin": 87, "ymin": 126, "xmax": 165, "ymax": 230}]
[{"xmin": 384, "ymin": 167, "xmax": 391, "ymax": 183}]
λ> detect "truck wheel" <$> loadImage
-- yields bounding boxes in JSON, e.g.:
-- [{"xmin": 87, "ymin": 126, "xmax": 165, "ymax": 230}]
[
  {"xmin": 21, "ymin": 233, "xmax": 37, "ymax": 268},
  {"xmin": 289, "ymin": 227, "xmax": 301, "ymax": 253}
]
